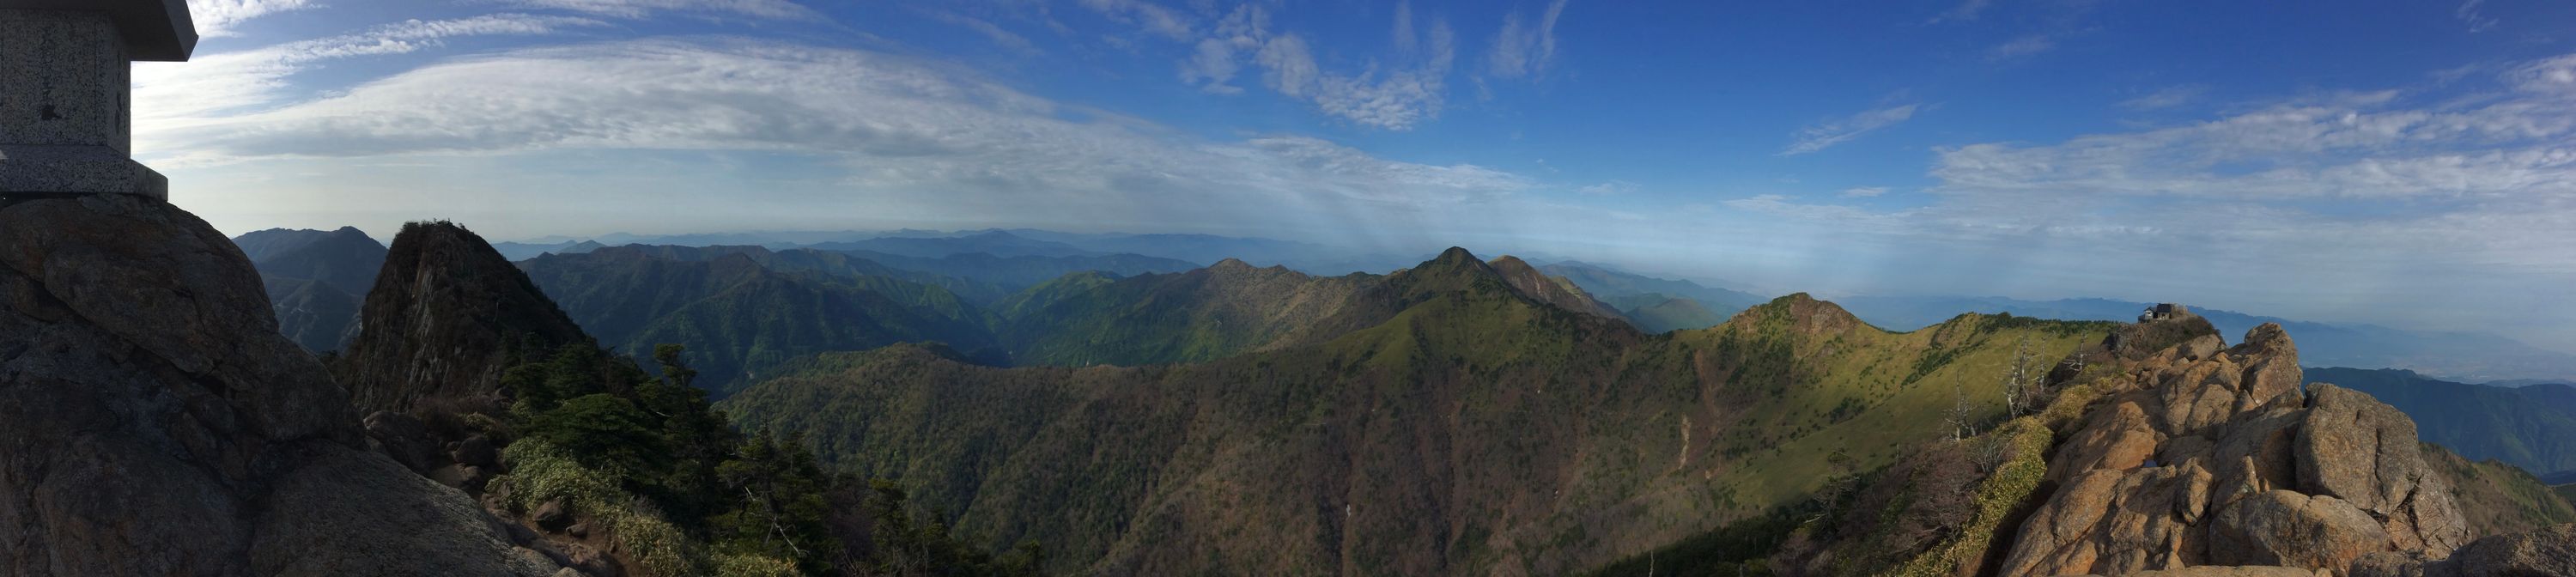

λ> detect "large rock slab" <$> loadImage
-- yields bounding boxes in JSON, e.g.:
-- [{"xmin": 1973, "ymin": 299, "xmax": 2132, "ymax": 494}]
[
  {"xmin": 0, "ymin": 195, "xmax": 559, "ymax": 576},
  {"xmin": 2207, "ymin": 490, "xmax": 2391, "ymax": 571}
]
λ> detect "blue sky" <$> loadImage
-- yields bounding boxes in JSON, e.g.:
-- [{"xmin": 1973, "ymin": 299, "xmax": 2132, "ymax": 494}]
[{"xmin": 143, "ymin": 0, "xmax": 2576, "ymax": 349}]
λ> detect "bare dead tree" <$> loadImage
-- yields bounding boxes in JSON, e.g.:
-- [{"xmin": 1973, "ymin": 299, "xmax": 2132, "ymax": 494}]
[
  {"xmin": 2002, "ymin": 337, "xmax": 2038, "ymax": 417},
  {"xmin": 1947, "ymin": 378, "xmax": 1976, "ymax": 441}
]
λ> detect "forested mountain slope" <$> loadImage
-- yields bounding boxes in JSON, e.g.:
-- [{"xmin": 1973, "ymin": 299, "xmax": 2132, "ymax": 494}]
[{"xmin": 722, "ymin": 248, "xmax": 2117, "ymax": 576}]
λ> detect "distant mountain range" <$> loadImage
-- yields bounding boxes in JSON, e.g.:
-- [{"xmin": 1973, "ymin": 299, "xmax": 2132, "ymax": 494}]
[
  {"xmin": 488, "ymin": 239, "xmax": 605, "ymax": 261},
  {"xmin": 232, "ymin": 227, "xmax": 386, "ymax": 353},
  {"xmin": 2307, "ymin": 367, "xmax": 2576, "ymax": 477},
  {"xmin": 1837, "ymin": 295, "xmax": 2576, "ymax": 382},
  {"xmin": 518, "ymin": 246, "xmax": 1001, "ymax": 393},
  {"xmin": 1539, "ymin": 260, "xmax": 1771, "ymax": 332}
]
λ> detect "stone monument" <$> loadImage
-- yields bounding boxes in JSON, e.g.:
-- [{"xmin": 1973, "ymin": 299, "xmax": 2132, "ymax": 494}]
[{"xmin": 0, "ymin": 0, "xmax": 196, "ymax": 201}]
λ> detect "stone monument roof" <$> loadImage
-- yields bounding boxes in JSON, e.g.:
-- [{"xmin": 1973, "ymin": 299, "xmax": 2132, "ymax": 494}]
[{"xmin": 1, "ymin": 0, "xmax": 197, "ymax": 61}]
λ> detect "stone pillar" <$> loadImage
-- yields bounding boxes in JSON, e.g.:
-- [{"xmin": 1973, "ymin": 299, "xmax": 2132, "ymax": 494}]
[{"xmin": 0, "ymin": 0, "xmax": 197, "ymax": 202}]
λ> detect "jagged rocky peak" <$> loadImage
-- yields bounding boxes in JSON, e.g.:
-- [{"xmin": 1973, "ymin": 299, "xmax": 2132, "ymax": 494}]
[
  {"xmin": 0, "ymin": 195, "xmax": 560, "ymax": 575},
  {"xmin": 2000, "ymin": 319, "xmax": 2486, "ymax": 576},
  {"xmin": 336, "ymin": 221, "xmax": 589, "ymax": 416}
]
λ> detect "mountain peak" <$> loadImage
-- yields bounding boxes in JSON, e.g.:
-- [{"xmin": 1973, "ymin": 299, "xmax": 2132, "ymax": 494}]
[
  {"xmin": 337, "ymin": 221, "xmax": 589, "ymax": 415},
  {"xmin": 1210, "ymin": 258, "xmax": 1255, "ymax": 272},
  {"xmin": 1729, "ymin": 292, "xmax": 1866, "ymax": 336},
  {"xmin": 1432, "ymin": 246, "xmax": 1479, "ymax": 264}
]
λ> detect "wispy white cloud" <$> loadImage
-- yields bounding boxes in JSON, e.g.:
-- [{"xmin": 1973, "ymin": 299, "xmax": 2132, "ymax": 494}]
[
  {"xmin": 185, "ymin": 0, "xmax": 320, "ymax": 37},
  {"xmin": 134, "ymin": 13, "xmax": 609, "ymax": 146},
  {"xmin": 1078, "ymin": 0, "xmax": 1194, "ymax": 41},
  {"xmin": 1578, "ymin": 180, "xmax": 1636, "ymax": 195},
  {"xmin": 921, "ymin": 9, "xmax": 1037, "ymax": 54},
  {"xmin": 1182, "ymin": 3, "xmax": 1456, "ymax": 130},
  {"xmin": 499, "ymin": 0, "xmax": 822, "ymax": 21},
  {"xmin": 1841, "ymin": 186, "xmax": 1889, "ymax": 197},
  {"xmin": 2118, "ymin": 85, "xmax": 2208, "ymax": 111},
  {"xmin": 143, "ymin": 39, "xmax": 1530, "ymax": 216},
  {"xmin": 1485, "ymin": 0, "xmax": 1569, "ymax": 80},
  {"xmin": 1783, "ymin": 103, "xmax": 1921, "ymax": 155},
  {"xmin": 1926, "ymin": 0, "xmax": 1994, "ymax": 24},
  {"xmin": 1716, "ymin": 53, "xmax": 2576, "ymax": 339},
  {"xmin": 1987, "ymin": 34, "xmax": 2056, "ymax": 61},
  {"xmin": 2456, "ymin": 0, "xmax": 2498, "ymax": 33}
]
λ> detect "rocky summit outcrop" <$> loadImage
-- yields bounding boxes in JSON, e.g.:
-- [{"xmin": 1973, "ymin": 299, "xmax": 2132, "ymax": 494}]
[
  {"xmin": 0, "ymin": 195, "xmax": 560, "ymax": 576},
  {"xmin": 1999, "ymin": 313, "xmax": 2480, "ymax": 576},
  {"xmin": 2349, "ymin": 524, "xmax": 2576, "ymax": 577},
  {"xmin": 335, "ymin": 221, "xmax": 587, "ymax": 415}
]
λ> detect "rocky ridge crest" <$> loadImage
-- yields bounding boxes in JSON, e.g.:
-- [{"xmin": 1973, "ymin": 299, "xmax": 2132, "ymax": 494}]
[{"xmin": 2001, "ymin": 308, "xmax": 2568, "ymax": 576}]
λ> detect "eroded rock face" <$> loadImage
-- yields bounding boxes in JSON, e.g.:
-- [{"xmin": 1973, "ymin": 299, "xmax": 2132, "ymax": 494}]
[
  {"xmin": 0, "ymin": 196, "xmax": 560, "ymax": 576},
  {"xmin": 1997, "ymin": 319, "xmax": 2474, "ymax": 577},
  {"xmin": 334, "ymin": 221, "xmax": 586, "ymax": 416}
]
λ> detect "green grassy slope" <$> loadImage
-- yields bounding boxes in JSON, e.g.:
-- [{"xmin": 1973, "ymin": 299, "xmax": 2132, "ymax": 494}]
[
  {"xmin": 993, "ymin": 257, "xmax": 1378, "ymax": 367},
  {"xmin": 721, "ymin": 249, "xmax": 2117, "ymax": 576},
  {"xmin": 2420, "ymin": 443, "xmax": 2576, "ymax": 537}
]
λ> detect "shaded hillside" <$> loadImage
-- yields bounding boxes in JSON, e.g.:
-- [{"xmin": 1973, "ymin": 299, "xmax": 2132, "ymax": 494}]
[
  {"xmin": 998, "ymin": 250, "xmax": 1648, "ymax": 367},
  {"xmin": 807, "ymin": 230, "xmax": 1092, "ymax": 258},
  {"xmin": 608, "ymin": 244, "xmax": 1018, "ymax": 306},
  {"xmin": 336, "ymin": 222, "xmax": 590, "ymax": 415},
  {"xmin": 519, "ymin": 246, "xmax": 999, "ymax": 393},
  {"xmin": 723, "ymin": 249, "xmax": 2118, "ymax": 576},
  {"xmin": 1012, "ymin": 230, "xmax": 1430, "ymax": 274},
  {"xmin": 310, "ymin": 216, "xmax": 1035, "ymax": 576},
  {"xmin": 2308, "ymin": 367, "xmax": 2576, "ymax": 477},
  {"xmin": 996, "ymin": 257, "xmax": 1376, "ymax": 367},
  {"xmin": 1487, "ymin": 255, "xmax": 1629, "ymax": 321},
  {"xmin": 1536, "ymin": 260, "xmax": 1765, "ymax": 333},
  {"xmin": 831, "ymin": 248, "xmax": 1199, "ymax": 295},
  {"xmin": 1, "ymin": 196, "xmax": 563, "ymax": 575},
  {"xmin": 234, "ymin": 227, "xmax": 388, "ymax": 352},
  {"xmin": 490, "ymin": 239, "xmax": 606, "ymax": 261},
  {"xmin": 264, "ymin": 276, "xmax": 364, "ymax": 355},
  {"xmin": 1608, "ymin": 293, "xmax": 1728, "ymax": 334}
]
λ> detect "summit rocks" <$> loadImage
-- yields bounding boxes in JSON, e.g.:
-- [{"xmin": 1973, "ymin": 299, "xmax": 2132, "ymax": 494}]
[
  {"xmin": 1999, "ymin": 312, "xmax": 2481, "ymax": 576},
  {"xmin": 0, "ymin": 195, "xmax": 559, "ymax": 576}
]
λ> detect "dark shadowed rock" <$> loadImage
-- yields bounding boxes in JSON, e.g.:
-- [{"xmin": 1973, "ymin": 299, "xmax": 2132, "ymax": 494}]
[
  {"xmin": 453, "ymin": 434, "xmax": 500, "ymax": 469},
  {"xmin": 335, "ymin": 221, "xmax": 588, "ymax": 415},
  {"xmin": 364, "ymin": 410, "xmax": 440, "ymax": 472},
  {"xmin": 0, "ymin": 195, "xmax": 559, "ymax": 576}
]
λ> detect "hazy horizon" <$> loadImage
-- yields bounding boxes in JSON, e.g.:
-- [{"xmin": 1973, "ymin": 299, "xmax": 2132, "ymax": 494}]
[{"xmin": 151, "ymin": 0, "xmax": 2576, "ymax": 352}]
